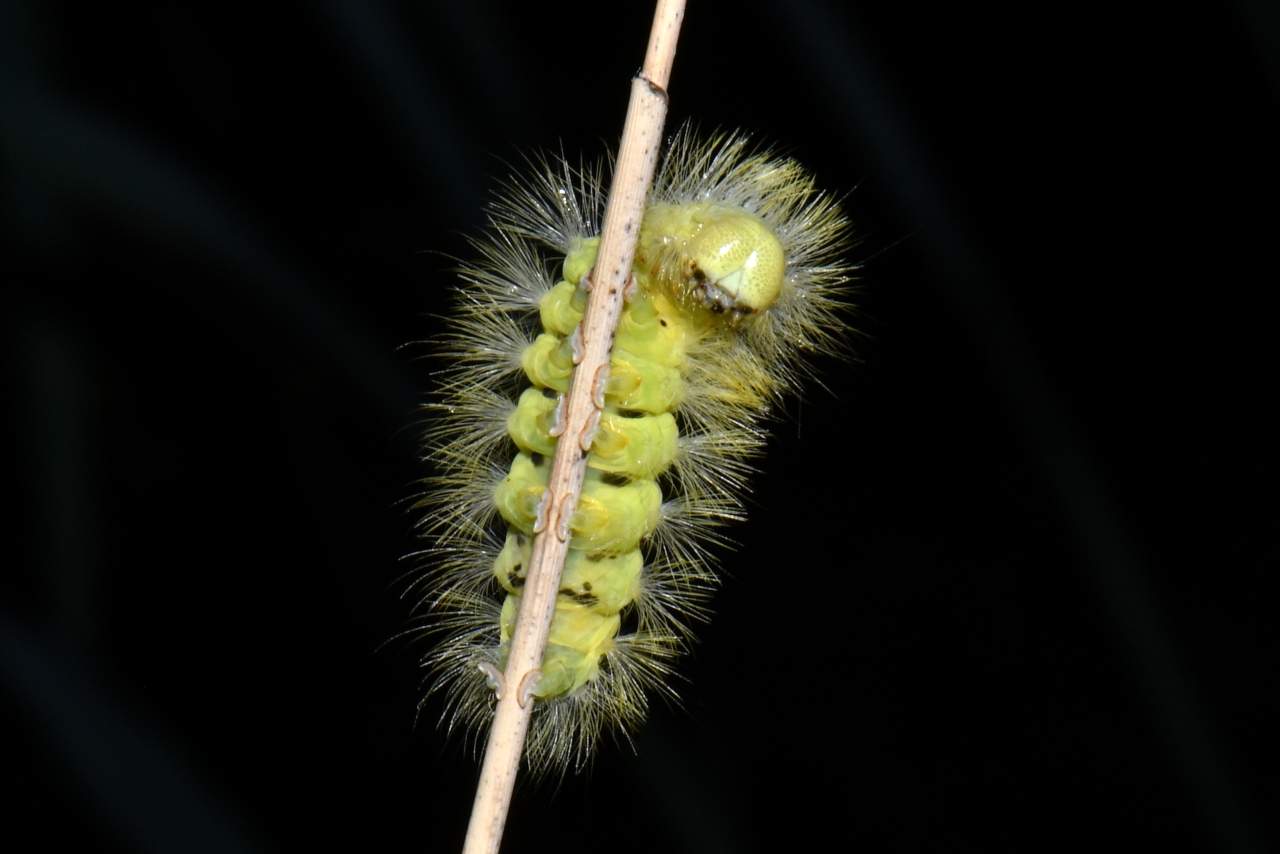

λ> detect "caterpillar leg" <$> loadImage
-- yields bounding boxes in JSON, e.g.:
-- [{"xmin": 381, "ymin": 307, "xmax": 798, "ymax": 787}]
[{"xmin": 478, "ymin": 662, "xmax": 506, "ymax": 700}]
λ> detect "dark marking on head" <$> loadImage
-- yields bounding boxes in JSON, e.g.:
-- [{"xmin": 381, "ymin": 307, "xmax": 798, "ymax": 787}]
[{"xmin": 509, "ymin": 569, "xmax": 526, "ymax": 588}]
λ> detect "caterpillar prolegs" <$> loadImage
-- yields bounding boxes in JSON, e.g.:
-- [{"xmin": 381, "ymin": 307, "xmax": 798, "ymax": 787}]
[{"xmin": 413, "ymin": 129, "xmax": 852, "ymax": 774}]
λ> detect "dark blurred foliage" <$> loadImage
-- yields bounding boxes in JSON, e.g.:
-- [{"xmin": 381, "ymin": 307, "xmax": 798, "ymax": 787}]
[{"xmin": 1, "ymin": 1, "xmax": 1277, "ymax": 852}]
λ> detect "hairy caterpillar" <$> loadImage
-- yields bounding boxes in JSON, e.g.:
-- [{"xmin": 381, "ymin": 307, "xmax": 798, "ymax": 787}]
[{"xmin": 411, "ymin": 127, "xmax": 852, "ymax": 774}]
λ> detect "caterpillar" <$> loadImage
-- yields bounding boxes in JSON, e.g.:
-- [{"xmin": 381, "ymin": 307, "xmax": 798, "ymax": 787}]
[{"xmin": 411, "ymin": 127, "xmax": 852, "ymax": 775}]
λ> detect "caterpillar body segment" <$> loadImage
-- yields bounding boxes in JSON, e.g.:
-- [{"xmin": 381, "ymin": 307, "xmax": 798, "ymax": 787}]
[{"xmin": 415, "ymin": 129, "xmax": 851, "ymax": 774}]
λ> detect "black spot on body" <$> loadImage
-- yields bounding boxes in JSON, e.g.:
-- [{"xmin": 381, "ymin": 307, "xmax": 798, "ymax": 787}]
[
  {"xmin": 659, "ymin": 318, "xmax": 668, "ymax": 327},
  {"xmin": 602, "ymin": 472, "xmax": 630, "ymax": 486},
  {"xmin": 560, "ymin": 588, "xmax": 600, "ymax": 606},
  {"xmin": 542, "ymin": 387, "xmax": 558, "ymax": 399},
  {"xmin": 530, "ymin": 452, "xmax": 544, "ymax": 466}
]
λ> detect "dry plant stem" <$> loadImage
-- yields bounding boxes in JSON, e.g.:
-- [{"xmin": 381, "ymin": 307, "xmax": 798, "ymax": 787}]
[{"xmin": 458, "ymin": 2, "xmax": 686, "ymax": 853}]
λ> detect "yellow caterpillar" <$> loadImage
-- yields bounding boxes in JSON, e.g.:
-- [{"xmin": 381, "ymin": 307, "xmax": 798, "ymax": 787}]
[{"xmin": 411, "ymin": 127, "xmax": 852, "ymax": 774}]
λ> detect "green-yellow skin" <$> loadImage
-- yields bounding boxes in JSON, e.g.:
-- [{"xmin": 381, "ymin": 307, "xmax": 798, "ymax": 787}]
[{"xmin": 492, "ymin": 203, "xmax": 786, "ymax": 699}]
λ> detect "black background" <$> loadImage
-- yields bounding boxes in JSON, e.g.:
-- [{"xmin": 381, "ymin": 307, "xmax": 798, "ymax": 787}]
[{"xmin": 2, "ymin": 1, "xmax": 1277, "ymax": 852}]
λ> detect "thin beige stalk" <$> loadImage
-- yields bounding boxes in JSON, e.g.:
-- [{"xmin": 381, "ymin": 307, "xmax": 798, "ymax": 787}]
[{"xmin": 458, "ymin": 2, "xmax": 686, "ymax": 852}]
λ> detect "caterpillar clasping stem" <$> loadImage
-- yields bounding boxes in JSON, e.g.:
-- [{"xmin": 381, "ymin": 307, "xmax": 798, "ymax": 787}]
[
  {"xmin": 455, "ymin": 3, "xmax": 688, "ymax": 852},
  {"xmin": 410, "ymin": 1, "xmax": 855, "ymax": 851}
]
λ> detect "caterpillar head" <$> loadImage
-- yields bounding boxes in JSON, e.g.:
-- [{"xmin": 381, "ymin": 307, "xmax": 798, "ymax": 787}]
[
  {"xmin": 684, "ymin": 207, "xmax": 785, "ymax": 314},
  {"xmin": 640, "ymin": 201, "xmax": 787, "ymax": 318}
]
